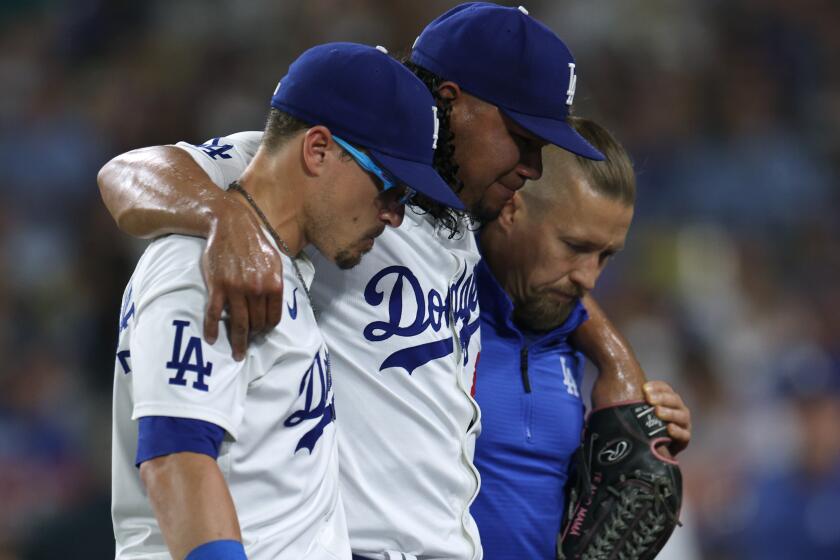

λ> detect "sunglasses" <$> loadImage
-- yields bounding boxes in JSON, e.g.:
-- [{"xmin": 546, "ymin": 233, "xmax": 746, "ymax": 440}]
[{"xmin": 332, "ymin": 135, "xmax": 416, "ymax": 204}]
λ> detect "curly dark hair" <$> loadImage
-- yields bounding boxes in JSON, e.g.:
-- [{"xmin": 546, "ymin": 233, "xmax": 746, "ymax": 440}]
[{"xmin": 401, "ymin": 58, "xmax": 467, "ymax": 238}]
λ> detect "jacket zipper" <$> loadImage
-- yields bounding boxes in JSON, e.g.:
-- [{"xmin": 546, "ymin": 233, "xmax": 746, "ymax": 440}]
[
  {"xmin": 520, "ymin": 345, "xmax": 532, "ymax": 393},
  {"xmin": 521, "ymin": 345, "xmax": 533, "ymax": 442}
]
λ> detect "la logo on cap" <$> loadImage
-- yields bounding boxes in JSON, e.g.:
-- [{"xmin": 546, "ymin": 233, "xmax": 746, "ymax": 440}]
[
  {"xmin": 566, "ymin": 63, "xmax": 577, "ymax": 106},
  {"xmin": 431, "ymin": 106, "xmax": 440, "ymax": 149}
]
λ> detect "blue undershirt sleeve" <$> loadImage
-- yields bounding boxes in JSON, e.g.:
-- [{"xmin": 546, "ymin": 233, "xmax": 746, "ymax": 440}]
[
  {"xmin": 135, "ymin": 416, "xmax": 226, "ymax": 467},
  {"xmin": 185, "ymin": 540, "xmax": 247, "ymax": 560}
]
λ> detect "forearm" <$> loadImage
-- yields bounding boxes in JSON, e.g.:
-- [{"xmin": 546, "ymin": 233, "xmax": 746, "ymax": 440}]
[
  {"xmin": 97, "ymin": 145, "xmax": 235, "ymax": 239},
  {"xmin": 572, "ymin": 294, "xmax": 647, "ymax": 407},
  {"xmin": 140, "ymin": 452, "xmax": 242, "ymax": 559}
]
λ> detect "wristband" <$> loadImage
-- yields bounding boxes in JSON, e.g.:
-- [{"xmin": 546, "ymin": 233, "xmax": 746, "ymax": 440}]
[{"xmin": 185, "ymin": 540, "xmax": 247, "ymax": 560}]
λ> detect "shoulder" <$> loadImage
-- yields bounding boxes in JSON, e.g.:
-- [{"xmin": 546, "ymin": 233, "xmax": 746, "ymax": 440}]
[
  {"xmin": 131, "ymin": 235, "xmax": 207, "ymax": 307},
  {"xmin": 223, "ymin": 131, "xmax": 264, "ymax": 158},
  {"xmin": 172, "ymin": 131, "xmax": 263, "ymax": 189}
]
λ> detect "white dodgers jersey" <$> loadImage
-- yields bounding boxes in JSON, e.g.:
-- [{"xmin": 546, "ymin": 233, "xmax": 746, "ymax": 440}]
[
  {"xmin": 173, "ymin": 133, "xmax": 484, "ymax": 560},
  {"xmin": 111, "ymin": 156, "xmax": 350, "ymax": 559}
]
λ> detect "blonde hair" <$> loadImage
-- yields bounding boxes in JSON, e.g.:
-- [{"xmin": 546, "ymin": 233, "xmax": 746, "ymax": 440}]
[
  {"xmin": 523, "ymin": 118, "xmax": 636, "ymax": 212},
  {"xmin": 568, "ymin": 116, "xmax": 635, "ymax": 205}
]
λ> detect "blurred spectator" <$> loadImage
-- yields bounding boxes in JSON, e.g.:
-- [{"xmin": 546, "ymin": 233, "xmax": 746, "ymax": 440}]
[
  {"xmin": 734, "ymin": 355, "xmax": 840, "ymax": 559},
  {"xmin": 0, "ymin": 346, "xmax": 91, "ymax": 547}
]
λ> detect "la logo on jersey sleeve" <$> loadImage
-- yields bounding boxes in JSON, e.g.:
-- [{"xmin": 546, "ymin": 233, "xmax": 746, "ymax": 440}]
[
  {"xmin": 166, "ymin": 320, "xmax": 213, "ymax": 391},
  {"xmin": 193, "ymin": 138, "xmax": 234, "ymax": 160}
]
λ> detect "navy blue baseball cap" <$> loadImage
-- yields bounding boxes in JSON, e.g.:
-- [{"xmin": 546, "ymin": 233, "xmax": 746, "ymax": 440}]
[
  {"xmin": 410, "ymin": 3, "xmax": 604, "ymax": 161},
  {"xmin": 271, "ymin": 42, "xmax": 463, "ymax": 210}
]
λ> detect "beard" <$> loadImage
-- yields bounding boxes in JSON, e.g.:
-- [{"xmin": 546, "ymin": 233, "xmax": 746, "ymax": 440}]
[
  {"xmin": 469, "ymin": 190, "xmax": 509, "ymax": 224},
  {"xmin": 333, "ymin": 236, "xmax": 377, "ymax": 269},
  {"xmin": 334, "ymin": 247, "xmax": 363, "ymax": 270},
  {"xmin": 468, "ymin": 179, "xmax": 522, "ymax": 224},
  {"xmin": 331, "ymin": 226, "xmax": 383, "ymax": 270},
  {"xmin": 334, "ymin": 251, "xmax": 360, "ymax": 270},
  {"xmin": 512, "ymin": 290, "xmax": 578, "ymax": 332},
  {"xmin": 470, "ymin": 198, "xmax": 502, "ymax": 224}
]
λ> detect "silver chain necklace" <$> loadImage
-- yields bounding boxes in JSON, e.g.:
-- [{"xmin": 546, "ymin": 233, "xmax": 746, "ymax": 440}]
[
  {"xmin": 228, "ymin": 180, "xmax": 333, "ymax": 394},
  {"xmin": 228, "ymin": 180, "xmax": 314, "ymax": 313}
]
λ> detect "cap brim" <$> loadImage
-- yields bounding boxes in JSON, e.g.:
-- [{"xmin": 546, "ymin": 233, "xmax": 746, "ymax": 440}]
[
  {"xmin": 501, "ymin": 108, "xmax": 605, "ymax": 161},
  {"xmin": 369, "ymin": 150, "xmax": 465, "ymax": 211}
]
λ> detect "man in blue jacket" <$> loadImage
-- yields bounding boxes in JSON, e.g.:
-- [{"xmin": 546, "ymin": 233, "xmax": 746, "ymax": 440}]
[{"xmin": 472, "ymin": 117, "xmax": 691, "ymax": 559}]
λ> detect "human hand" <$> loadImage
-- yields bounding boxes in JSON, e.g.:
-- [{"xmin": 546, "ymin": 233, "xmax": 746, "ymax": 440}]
[
  {"xmin": 202, "ymin": 196, "xmax": 284, "ymax": 360},
  {"xmin": 643, "ymin": 380, "xmax": 692, "ymax": 456}
]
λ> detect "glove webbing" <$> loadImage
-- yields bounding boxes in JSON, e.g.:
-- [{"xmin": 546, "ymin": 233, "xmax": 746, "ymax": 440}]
[{"xmin": 581, "ymin": 472, "xmax": 681, "ymax": 560}]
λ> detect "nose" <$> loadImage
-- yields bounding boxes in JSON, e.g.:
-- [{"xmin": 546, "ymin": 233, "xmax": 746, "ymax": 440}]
[
  {"xmin": 379, "ymin": 194, "xmax": 405, "ymax": 228},
  {"xmin": 516, "ymin": 147, "xmax": 543, "ymax": 181},
  {"xmin": 569, "ymin": 254, "xmax": 600, "ymax": 293}
]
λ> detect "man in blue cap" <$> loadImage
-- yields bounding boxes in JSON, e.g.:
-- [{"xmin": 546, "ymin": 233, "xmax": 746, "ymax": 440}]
[
  {"xmin": 99, "ymin": 4, "xmax": 675, "ymax": 559},
  {"xmin": 110, "ymin": 43, "xmax": 458, "ymax": 560}
]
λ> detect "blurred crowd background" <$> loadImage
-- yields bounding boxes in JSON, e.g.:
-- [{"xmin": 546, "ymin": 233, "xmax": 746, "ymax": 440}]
[{"xmin": 1, "ymin": 0, "xmax": 839, "ymax": 558}]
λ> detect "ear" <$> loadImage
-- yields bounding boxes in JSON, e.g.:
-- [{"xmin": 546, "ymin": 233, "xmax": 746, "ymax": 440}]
[
  {"xmin": 495, "ymin": 191, "xmax": 524, "ymax": 233},
  {"xmin": 301, "ymin": 126, "xmax": 332, "ymax": 177},
  {"xmin": 435, "ymin": 80, "xmax": 462, "ymax": 102}
]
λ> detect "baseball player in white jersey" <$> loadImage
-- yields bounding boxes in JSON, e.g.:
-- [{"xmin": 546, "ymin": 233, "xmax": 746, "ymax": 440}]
[
  {"xmin": 109, "ymin": 43, "xmax": 461, "ymax": 560},
  {"xmin": 99, "ymin": 5, "xmax": 641, "ymax": 560},
  {"xmin": 173, "ymin": 130, "xmax": 484, "ymax": 558}
]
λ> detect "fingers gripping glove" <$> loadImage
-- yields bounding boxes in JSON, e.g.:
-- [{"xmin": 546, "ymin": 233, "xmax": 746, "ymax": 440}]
[{"xmin": 558, "ymin": 402, "xmax": 682, "ymax": 560}]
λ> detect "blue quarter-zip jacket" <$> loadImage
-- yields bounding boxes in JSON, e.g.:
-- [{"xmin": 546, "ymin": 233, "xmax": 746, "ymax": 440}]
[{"xmin": 472, "ymin": 258, "xmax": 589, "ymax": 560}]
